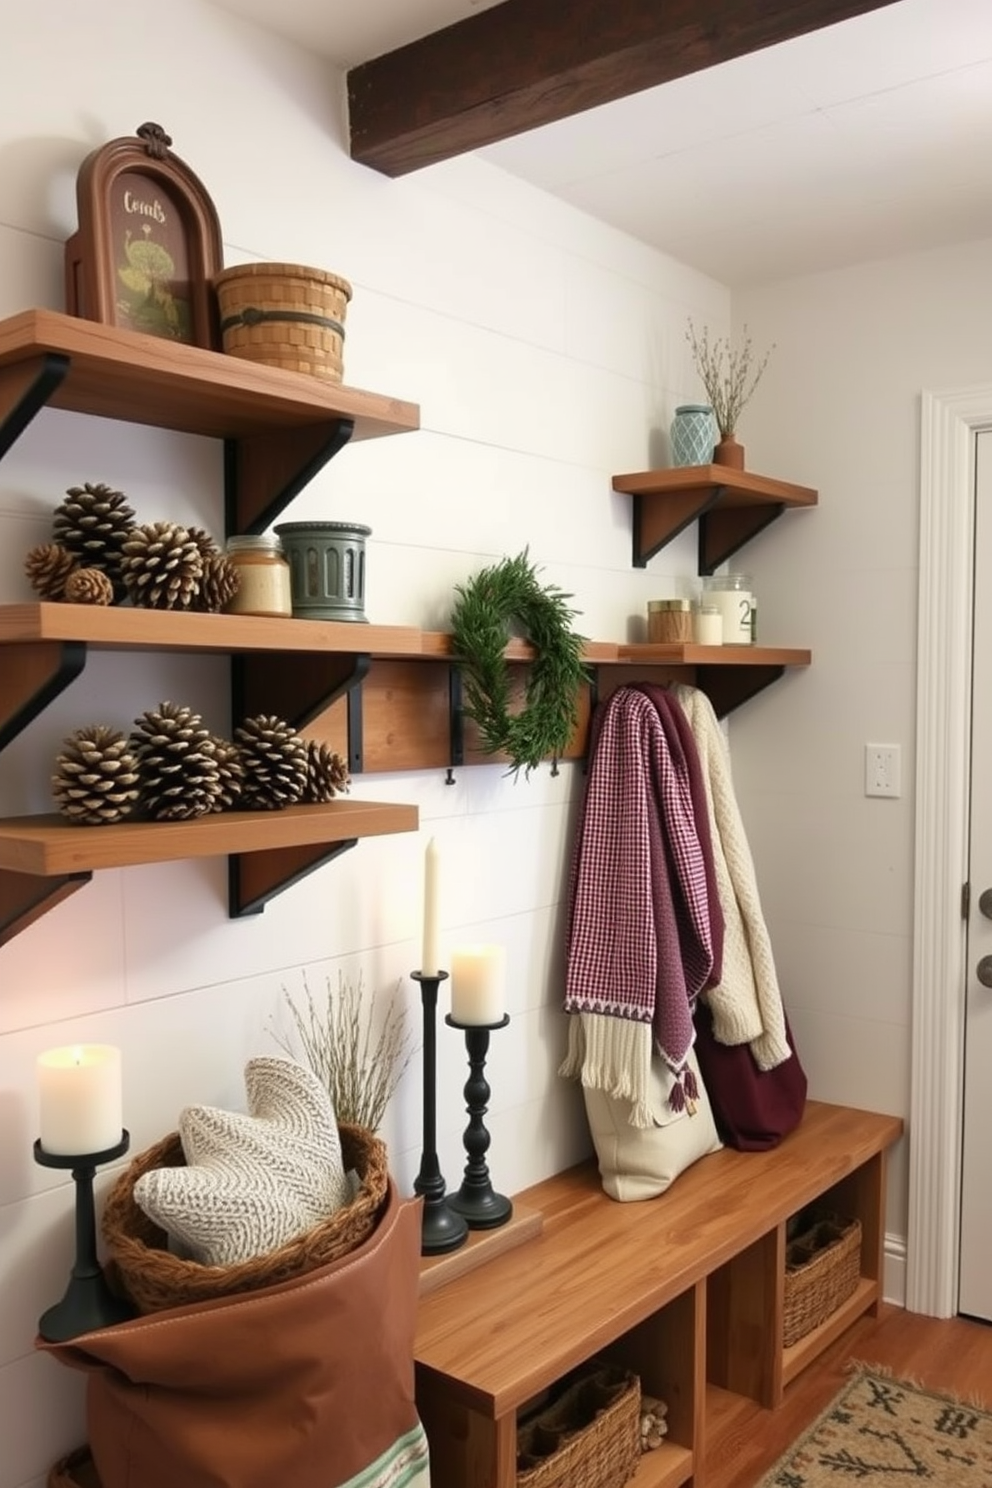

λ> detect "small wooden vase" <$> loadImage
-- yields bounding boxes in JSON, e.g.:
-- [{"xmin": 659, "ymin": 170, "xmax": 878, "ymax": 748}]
[{"xmin": 713, "ymin": 433, "xmax": 745, "ymax": 469}]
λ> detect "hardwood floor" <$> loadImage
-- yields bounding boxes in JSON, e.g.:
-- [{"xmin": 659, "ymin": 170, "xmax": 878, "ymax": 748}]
[{"xmin": 706, "ymin": 1303, "xmax": 992, "ymax": 1487}]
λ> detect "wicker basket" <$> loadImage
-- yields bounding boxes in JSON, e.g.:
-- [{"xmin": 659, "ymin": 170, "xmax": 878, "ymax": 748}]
[
  {"xmin": 213, "ymin": 261, "xmax": 352, "ymax": 381},
  {"xmin": 48, "ymin": 1447, "xmax": 100, "ymax": 1488},
  {"xmin": 101, "ymin": 1121, "xmax": 388, "ymax": 1314},
  {"xmin": 516, "ymin": 1362, "xmax": 640, "ymax": 1488},
  {"xmin": 783, "ymin": 1212, "xmax": 862, "ymax": 1347}
]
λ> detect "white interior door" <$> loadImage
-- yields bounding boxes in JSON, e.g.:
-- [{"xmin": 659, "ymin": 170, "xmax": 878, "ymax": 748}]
[{"xmin": 959, "ymin": 426, "xmax": 992, "ymax": 1322}]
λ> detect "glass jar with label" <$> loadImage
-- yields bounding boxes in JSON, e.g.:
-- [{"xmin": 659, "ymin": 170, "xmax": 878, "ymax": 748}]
[
  {"xmin": 224, "ymin": 534, "xmax": 293, "ymax": 617},
  {"xmin": 702, "ymin": 574, "xmax": 756, "ymax": 645}
]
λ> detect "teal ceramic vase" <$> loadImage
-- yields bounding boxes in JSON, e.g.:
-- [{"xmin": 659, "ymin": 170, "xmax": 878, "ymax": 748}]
[{"xmin": 670, "ymin": 405, "xmax": 717, "ymax": 467}]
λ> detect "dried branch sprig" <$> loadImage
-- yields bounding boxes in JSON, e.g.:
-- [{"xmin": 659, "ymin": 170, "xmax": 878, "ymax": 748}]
[
  {"xmin": 271, "ymin": 968, "xmax": 415, "ymax": 1132},
  {"xmin": 685, "ymin": 320, "xmax": 775, "ymax": 437}
]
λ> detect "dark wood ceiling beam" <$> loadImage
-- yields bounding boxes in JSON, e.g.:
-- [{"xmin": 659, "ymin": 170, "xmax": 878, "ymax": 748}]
[{"xmin": 347, "ymin": 0, "xmax": 901, "ymax": 177}]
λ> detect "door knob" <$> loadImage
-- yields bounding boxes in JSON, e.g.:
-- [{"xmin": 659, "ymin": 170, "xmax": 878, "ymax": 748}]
[
  {"xmin": 978, "ymin": 956, "xmax": 992, "ymax": 989},
  {"xmin": 979, "ymin": 888, "xmax": 992, "ymax": 920}
]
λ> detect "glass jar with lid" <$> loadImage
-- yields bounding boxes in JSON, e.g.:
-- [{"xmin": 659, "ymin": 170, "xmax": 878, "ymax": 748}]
[
  {"xmin": 647, "ymin": 598, "xmax": 692, "ymax": 643},
  {"xmin": 224, "ymin": 534, "xmax": 293, "ymax": 617},
  {"xmin": 702, "ymin": 574, "xmax": 756, "ymax": 645}
]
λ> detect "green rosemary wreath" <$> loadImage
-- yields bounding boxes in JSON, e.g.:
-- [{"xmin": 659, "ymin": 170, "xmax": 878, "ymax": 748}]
[{"xmin": 449, "ymin": 550, "xmax": 589, "ymax": 777}]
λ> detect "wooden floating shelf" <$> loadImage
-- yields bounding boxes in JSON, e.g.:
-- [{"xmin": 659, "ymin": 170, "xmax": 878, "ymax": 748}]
[
  {"xmin": 612, "ymin": 464, "xmax": 817, "ymax": 573},
  {"xmin": 0, "ymin": 603, "xmax": 431, "ymax": 657},
  {"xmin": 0, "ymin": 308, "xmax": 420, "ymax": 442},
  {"xmin": 0, "ymin": 604, "xmax": 805, "ymax": 668},
  {"xmin": 614, "ymin": 642, "xmax": 810, "ymax": 667},
  {"xmin": 0, "ymin": 605, "xmax": 812, "ymax": 782},
  {"xmin": 0, "ymin": 800, "xmax": 418, "ymax": 876},
  {"xmin": 0, "ymin": 309, "xmax": 420, "ymax": 535}
]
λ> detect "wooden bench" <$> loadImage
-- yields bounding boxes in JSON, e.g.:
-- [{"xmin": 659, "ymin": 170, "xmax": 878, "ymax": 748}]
[{"xmin": 414, "ymin": 1100, "xmax": 903, "ymax": 1488}]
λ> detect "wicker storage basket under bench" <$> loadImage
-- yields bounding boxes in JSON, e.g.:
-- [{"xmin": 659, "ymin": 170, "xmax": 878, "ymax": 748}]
[
  {"xmin": 516, "ymin": 1361, "xmax": 641, "ymax": 1488},
  {"xmin": 783, "ymin": 1212, "xmax": 862, "ymax": 1347}
]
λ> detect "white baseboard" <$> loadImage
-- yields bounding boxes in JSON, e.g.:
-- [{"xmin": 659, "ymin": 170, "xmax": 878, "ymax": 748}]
[{"xmin": 884, "ymin": 1230, "xmax": 907, "ymax": 1307}]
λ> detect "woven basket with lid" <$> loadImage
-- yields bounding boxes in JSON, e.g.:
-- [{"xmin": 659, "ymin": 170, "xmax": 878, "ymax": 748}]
[
  {"xmin": 101, "ymin": 1120, "xmax": 387, "ymax": 1314},
  {"xmin": 213, "ymin": 261, "xmax": 352, "ymax": 381}
]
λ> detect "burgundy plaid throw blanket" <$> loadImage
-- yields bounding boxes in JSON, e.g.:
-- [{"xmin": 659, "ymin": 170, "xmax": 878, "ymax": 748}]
[{"xmin": 562, "ymin": 687, "xmax": 718, "ymax": 1120}]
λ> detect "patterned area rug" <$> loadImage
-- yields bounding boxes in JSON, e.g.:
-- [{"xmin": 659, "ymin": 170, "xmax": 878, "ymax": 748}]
[{"xmin": 758, "ymin": 1368, "xmax": 992, "ymax": 1485}]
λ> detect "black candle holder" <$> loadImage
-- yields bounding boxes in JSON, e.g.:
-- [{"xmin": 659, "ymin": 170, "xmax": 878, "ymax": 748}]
[
  {"xmin": 411, "ymin": 972, "xmax": 468, "ymax": 1256},
  {"xmin": 445, "ymin": 1013, "xmax": 512, "ymax": 1229},
  {"xmin": 34, "ymin": 1131, "xmax": 137, "ymax": 1341}
]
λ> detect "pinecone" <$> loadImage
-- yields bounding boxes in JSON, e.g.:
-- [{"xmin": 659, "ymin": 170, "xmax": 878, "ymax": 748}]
[
  {"xmin": 24, "ymin": 543, "xmax": 77, "ymax": 600},
  {"xmin": 52, "ymin": 482, "xmax": 136, "ymax": 589},
  {"xmin": 210, "ymin": 734, "xmax": 246, "ymax": 811},
  {"xmin": 121, "ymin": 522, "xmax": 204, "ymax": 610},
  {"xmin": 235, "ymin": 714, "xmax": 308, "ymax": 810},
  {"xmin": 130, "ymin": 701, "xmax": 224, "ymax": 820},
  {"xmin": 52, "ymin": 726, "xmax": 141, "ymax": 825},
  {"xmin": 64, "ymin": 567, "xmax": 114, "ymax": 606},
  {"xmin": 304, "ymin": 739, "xmax": 350, "ymax": 801},
  {"xmin": 194, "ymin": 552, "xmax": 241, "ymax": 613},
  {"xmin": 186, "ymin": 527, "xmax": 223, "ymax": 560}
]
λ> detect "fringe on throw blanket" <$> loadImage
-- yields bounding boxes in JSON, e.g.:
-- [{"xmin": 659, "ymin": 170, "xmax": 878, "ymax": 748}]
[{"xmin": 559, "ymin": 1015, "xmax": 701, "ymax": 1129}]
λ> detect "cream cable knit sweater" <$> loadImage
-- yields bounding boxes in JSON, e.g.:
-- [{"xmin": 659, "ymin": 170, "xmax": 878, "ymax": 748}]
[{"xmin": 672, "ymin": 684, "xmax": 791, "ymax": 1071}]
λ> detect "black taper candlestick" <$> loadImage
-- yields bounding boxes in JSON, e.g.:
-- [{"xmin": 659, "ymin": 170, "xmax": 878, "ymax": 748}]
[
  {"xmin": 445, "ymin": 1013, "xmax": 512, "ymax": 1229},
  {"xmin": 411, "ymin": 972, "xmax": 468, "ymax": 1255},
  {"xmin": 34, "ymin": 1131, "xmax": 137, "ymax": 1341}
]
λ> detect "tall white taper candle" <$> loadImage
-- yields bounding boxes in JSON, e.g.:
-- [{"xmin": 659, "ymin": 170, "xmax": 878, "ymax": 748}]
[{"xmin": 422, "ymin": 837, "xmax": 440, "ymax": 976}]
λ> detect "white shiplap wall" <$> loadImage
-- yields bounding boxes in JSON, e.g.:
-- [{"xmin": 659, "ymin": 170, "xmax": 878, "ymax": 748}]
[{"xmin": 0, "ymin": 3, "xmax": 729, "ymax": 1482}]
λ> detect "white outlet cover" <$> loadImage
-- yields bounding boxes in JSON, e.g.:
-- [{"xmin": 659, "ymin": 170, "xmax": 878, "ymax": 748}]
[{"xmin": 865, "ymin": 743, "xmax": 901, "ymax": 798}]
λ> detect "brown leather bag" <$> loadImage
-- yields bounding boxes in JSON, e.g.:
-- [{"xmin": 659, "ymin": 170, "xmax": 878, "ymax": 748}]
[{"xmin": 41, "ymin": 1184, "xmax": 429, "ymax": 1488}]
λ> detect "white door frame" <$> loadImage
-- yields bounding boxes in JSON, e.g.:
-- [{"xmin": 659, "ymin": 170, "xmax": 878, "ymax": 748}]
[{"xmin": 909, "ymin": 385, "xmax": 992, "ymax": 1316}]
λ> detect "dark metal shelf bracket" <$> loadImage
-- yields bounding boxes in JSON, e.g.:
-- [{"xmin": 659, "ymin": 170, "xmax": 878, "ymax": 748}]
[
  {"xmin": 447, "ymin": 665, "xmax": 465, "ymax": 782},
  {"xmin": 0, "ymin": 353, "xmax": 70, "ymax": 462},
  {"xmin": 224, "ymin": 416, "xmax": 356, "ymax": 536},
  {"xmin": 632, "ymin": 487, "xmax": 721, "ymax": 568},
  {"xmin": 228, "ymin": 838, "xmax": 358, "ymax": 918},
  {"xmin": 0, "ymin": 641, "xmax": 88, "ymax": 753},
  {"xmin": 698, "ymin": 501, "xmax": 786, "ymax": 575},
  {"xmin": 0, "ymin": 870, "xmax": 92, "ymax": 948}
]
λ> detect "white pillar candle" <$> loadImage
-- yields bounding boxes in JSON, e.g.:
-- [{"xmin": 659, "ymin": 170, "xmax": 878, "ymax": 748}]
[
  {"xmin": 422, "ymin": 837, "xmax": 440, "ymax": 976},
  {"xmin": 450, "ymin": 944, "xmax": 506, "ymax": 1026},
  {"xmin": 37, "ymin": 1044, "xmax": 123, "ymax": 1156}
]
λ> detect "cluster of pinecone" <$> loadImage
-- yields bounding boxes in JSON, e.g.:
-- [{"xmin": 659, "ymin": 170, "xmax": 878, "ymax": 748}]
[
  {"xmin": 52, "ymin": 703, "xmax": 350, "ymax": 824},
  {"xmin": 24, "ymin": 481, "xmax": 241, "ymax": 612}
]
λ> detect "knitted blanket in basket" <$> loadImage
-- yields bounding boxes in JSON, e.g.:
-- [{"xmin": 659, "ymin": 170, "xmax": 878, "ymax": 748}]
[
  {"xmin": 134, "ymin": 1058, "xmax": 352, "ymax": 1265},
  {"xmin": 561, "ymin": 686, "xmax": 718, "ymax": 1125},
  {"xmin": 671, "ymin": 684, "xmax": 791, "ymax": 1070}
]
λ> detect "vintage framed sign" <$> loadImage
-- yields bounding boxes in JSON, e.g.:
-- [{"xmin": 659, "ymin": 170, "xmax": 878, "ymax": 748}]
[{"xmin": 64, "ymin": 122, "xmax": 224, "ymax": 349}]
